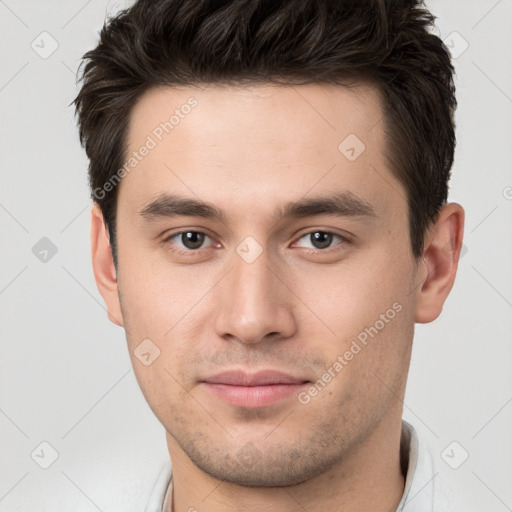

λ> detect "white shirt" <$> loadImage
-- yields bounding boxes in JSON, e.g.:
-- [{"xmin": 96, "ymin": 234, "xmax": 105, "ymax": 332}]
[{"xmin": 145, "ymin": 421, "xmax": 462, "ymax": 512}]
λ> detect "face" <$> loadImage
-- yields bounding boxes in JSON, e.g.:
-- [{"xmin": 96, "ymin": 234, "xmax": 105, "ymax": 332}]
[{"xmin": 111, "ymin": 83, "xmax": 421, "ymax": 486}]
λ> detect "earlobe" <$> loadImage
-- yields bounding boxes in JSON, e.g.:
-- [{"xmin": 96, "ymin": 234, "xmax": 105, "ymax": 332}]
[
  {"xmin": 414, "ymin": 203, "xmax": 465, "ymax": 324},
  {"xmin": 90, "ymin": 204, "xmax": 124, "ymax": 327}
]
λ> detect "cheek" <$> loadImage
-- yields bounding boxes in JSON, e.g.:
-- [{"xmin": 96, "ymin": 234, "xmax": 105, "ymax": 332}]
[
  {"xmin": 292, "ymin": 248, "xmax": 413, "ymax": 338},
  {"xmin": 291, "ymin": 247, "xmax": 415, "ymax": 397},
  {"xmin": 118, "ymin": 246, "xmax": 216, "ymax": 341},
  {"xmin": 117, "ymin": 258, "xmax": 213, "ymax": 397}
]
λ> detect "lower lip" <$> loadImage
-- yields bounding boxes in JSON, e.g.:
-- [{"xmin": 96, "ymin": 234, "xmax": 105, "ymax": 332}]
[{"xmin": 202, "ymin": 382, "xmax": 308, "ymax": 408}]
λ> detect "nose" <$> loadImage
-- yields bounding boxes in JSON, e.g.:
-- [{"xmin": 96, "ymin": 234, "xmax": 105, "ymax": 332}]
[{"xmin": 213, "ymin": 247, "xmax": 297, "ymax": 345}]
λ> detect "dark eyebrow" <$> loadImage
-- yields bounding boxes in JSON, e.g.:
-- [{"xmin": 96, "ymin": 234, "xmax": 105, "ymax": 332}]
[
  {"xmin": 139, "ymin": 194, "xmax": 229, "ymax": 223},
  {"xmin": 139, "ymin": 191, "xmax": 377, "ymax": 223},
  {"xmin": 274, "ymin": 191, "xmax": 376, "ymax": 221}
]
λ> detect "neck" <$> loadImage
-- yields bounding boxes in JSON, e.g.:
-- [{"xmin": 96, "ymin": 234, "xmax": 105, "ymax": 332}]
[{"xmin": 165, "ymin": 411, "xmax": 406, "ymax": 512}]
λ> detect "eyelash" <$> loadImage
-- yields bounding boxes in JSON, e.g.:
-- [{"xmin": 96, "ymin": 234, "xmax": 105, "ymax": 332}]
[{"xmin": 161, "ymin": 229, "xmax": 351, "ymax": 257}]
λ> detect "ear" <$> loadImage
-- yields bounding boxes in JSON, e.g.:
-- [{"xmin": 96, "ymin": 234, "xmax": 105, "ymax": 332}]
[
  {"xmin": 414, "ymin": 203, "xmax": 465, "ymax": 323},
  {"xmin": 90, "ymin": 203, "xmax": 124, "ymax": 327}
]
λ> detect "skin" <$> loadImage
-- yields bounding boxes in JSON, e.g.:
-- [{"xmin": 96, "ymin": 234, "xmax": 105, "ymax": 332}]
[{"xmin": 90, "ymin": 82, "xmax": 464, "ymax": 512}]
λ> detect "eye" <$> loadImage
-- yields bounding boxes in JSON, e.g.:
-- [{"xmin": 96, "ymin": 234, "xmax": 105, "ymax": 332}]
[
  {"xmin": 162, "ymin": 229, "xmax": 349, "ymax": 257},
  {"xmin": 293, "ymin": 231, "xmax": 348, "ymax": 251},
  {"xmin": 164, "ymin": 231, "xmax": 216, "ymax": 253}
]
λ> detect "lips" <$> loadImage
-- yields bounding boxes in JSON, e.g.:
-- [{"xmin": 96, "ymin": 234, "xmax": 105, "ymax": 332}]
[
  {"xmin": 200, "ymin": 370, "xmax": 310, "ymax": 408},
  {"xmin": 202, "ymin": 369, "xmax": 309, "ymax": 386}
]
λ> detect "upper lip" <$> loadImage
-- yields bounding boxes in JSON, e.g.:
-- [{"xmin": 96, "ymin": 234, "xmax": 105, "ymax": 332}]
[{"xmin": 202, "ymin": 370, "xmax": 309, "ymax": 386}]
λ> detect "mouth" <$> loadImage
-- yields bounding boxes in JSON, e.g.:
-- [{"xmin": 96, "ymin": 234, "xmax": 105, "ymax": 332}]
[{"xmin": 200, "ymin": 369, "xmax": 310, "ymax": 408}]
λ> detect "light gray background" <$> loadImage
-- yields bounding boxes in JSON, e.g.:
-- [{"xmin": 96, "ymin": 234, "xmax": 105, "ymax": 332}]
[{"xmin": 1, "ymin": 1, "xmax": 511, "ymax": 510}]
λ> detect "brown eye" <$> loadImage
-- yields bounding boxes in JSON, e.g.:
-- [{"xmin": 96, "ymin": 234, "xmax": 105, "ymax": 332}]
[
  {"xmin": 295, "ymin": 231, "xmax": 346, "ymax": 251},
  {"xmin": 179, "ymin": 231, "xmax": 206, "ymax": 250},
  {"xmin": 309, "ymin": 232, "xmax": 334, "ymax": 249},
  {"xmin": 164, "ymin": 231, "xmax": 213, "ymax": 252}
]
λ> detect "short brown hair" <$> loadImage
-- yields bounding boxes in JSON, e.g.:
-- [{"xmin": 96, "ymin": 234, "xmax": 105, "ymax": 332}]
[{"xmin": 74, "ymin": 0, "xmax": 456, "ymax": 265}]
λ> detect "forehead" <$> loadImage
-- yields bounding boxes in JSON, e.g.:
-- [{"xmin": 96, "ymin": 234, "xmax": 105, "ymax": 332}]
[
  {"xmin": 120, "ymin": 82, "xmax": 404, "ymax": 223},
  {"xmin": 126, "ymin": 81, "xmax": 385, "ymax": 154}
]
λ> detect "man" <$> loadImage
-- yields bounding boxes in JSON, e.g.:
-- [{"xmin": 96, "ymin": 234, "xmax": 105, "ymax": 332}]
[{"xmin": 74, "ymin": 0, "xmax": 465, "ymax": 510}]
